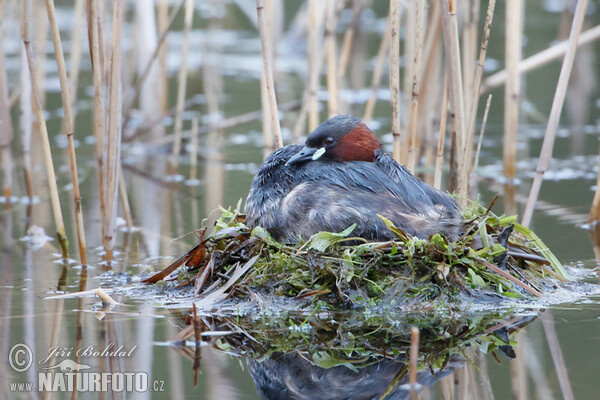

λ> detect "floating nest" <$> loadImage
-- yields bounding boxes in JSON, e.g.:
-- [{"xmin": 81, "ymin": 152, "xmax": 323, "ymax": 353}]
[{"xmin": 142, "ymin": 200, "xmax": 568, "ymax": 311}]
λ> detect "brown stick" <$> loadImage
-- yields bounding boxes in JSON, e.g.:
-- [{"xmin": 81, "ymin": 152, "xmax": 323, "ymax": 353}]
[
  {"xmin": 479, "ymin": 259, "xmax": 542, "ymax": 297},
  {"xmin": 522, "ymin": 0, "xmax": 589, "ymax": 227},
  {"xmin": 256, "ymin": 0, "xmax": 283, "ymax": 149},
  {"xmin": 45, "ymin": 0, "xmax": 88, "ymax": 265}
]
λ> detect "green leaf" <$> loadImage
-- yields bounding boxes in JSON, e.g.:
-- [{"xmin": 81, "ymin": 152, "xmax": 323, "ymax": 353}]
[
  {"xmin": 377, "ymin": 214, "xmax": 409, "ymax": 242},
  {"xmin": 467, "ymin": 268, "xmax": 486, "ymax": 288},
  {"xmin": 307, "ymin": 224, "xmax": 357, "ymax": 252}
]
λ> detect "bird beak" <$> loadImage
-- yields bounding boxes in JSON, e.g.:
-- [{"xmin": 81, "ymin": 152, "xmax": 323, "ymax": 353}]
[{"xmin": 285, "ymin": 146, "xmax": 325, "ymax": 166}]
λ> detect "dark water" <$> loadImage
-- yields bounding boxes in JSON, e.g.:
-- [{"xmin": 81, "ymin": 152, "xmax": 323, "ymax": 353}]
[{"xmin": 2, "ymin": 1, "xmax": 600, "ymax": 399}]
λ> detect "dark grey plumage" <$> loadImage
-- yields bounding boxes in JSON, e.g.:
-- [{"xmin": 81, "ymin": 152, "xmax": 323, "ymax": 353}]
[{"xmin": 245, "ymin": 116, "xmax": 463, "ymax": 243}]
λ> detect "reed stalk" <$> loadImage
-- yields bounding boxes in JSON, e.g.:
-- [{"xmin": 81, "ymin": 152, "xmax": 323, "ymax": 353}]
[
  {"xmin": 260, "ymin": 0, "xmax": 273, "ymax": 155},
  {"xmin": 503, "ymin": 0, "xmax": 522, "ymax": 181},
  {"xmin": 307, "ymin": 0, "xmax": 324, "ymax": 131},
  {"xmin": 461, "ymin": 1, "xmax": 479, "ymax": 118},
  {"xmin": 522, "ymin": 0, "xmax": 589, "ymax": 227},
  {"xmin": 440, "ymin": 0, "xmax": 468, "ymax": 203},
  {"xmin": 88, "ymin": 0, "xmax": 107, "ymax": 240},
  {"xmin": 0, "ymin": 31, "xmax": 13, "ymax": 203},
  {"xmin": 483, "ymin": 25, "xmax": 600, "ymax": 92},
  {"xmin": 158, "ymin": 0, "xmax": 169, "ymax": 114},
  {"xmin": 118, "ymin": 165, "xmax": 132, "ymax": 229},
  {"xmin": 190, "ymin": 117, "xmax": 199, "ymax": 182},
  {"xmin": 19, "ymin": 38, "xmax": 34, "ymax": 201},
  {"xmin": 433, "ymin": 73, "xmax": 448, "ymax": 190},
  {"xmin": 338, "ymin": 0, "xmax": 363, "ymax": 79},
  {"xmin": 405, "ymin": 0, "xmax": 425, "ymax": 173},
  {"xmin": 325, "ymin": 0, "xmax": 339, "ymax": 118},
  {"xmin": 22, "ymin": 0, "xmax": 69, "ymax": 258},
  {"xmin": 170, "ymin": 0, "xmax": 193, "ymax": 170},
  {"xmin": 123, "ymin": 0, "xmax": 184, "ymax": 131},
  {"xmin": 389, "ymin": 0, "xmax": 401, "ymax": 162},
  {"xmin": 471, "ymin": 94, "xmax": 492, "ymax": 176},
  {"xmin": 589, "ymin": 142, "xmax": 600, "ymax": 222},
  {"xmin": 541, "ymin": 312, "xmax": 575, "ymax": 400},
  {"xmin": 45, "ymin": 0, "xmax": 88, "ymax": 265},
  {"xmin": 256, "ymin": 0, "xmax": 283, "ymax": 149},
  {"xmin": 409, "ymin": 326, "xmax": 420, "ymax": 400},
  {"xmin": 363, "ymin": 15, "xmax": 390, "ymax": 124},
  {"xmin": 467, "ymin": 0, "xmax": 496, "ymax": 143},
  {"xmin": 103, "ymin": 0, "xmax": 124, "ymax": 263}
]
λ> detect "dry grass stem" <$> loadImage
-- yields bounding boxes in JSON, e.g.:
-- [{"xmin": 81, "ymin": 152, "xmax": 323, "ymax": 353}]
[
  {"xmin": 257, "ymin": 0, "xmax": 283, "ymax": 149},
  {"xmin": 389, "ymin": 0, "xmax": 401, "ymax": 162},
  {"xmin": 406, "ymin": 0, "xmax": 425, "ymax": 173},
  {"xmin": 45, "ymin": 0, "xmax": 88, "ymax": 265},
  {"xmin": 103, "ymin": 0, "xmax": 124, "ymax": 263},
  {"xmin": 522, "ymin": 0, "xmax": 589, "ymax": 227},
  {"xmin": 22, "ymin": 0, "xmax": 68, "ymax": 258},
  {"xmin": 0, "ymin": 28, "xmax": 13, "ymax": 201},
  {"xmin": 170, "ymin": 0, "xmax": 193, "ymax": 169}
]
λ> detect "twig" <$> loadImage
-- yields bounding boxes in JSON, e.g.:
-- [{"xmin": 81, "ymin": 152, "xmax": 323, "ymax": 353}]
[
  {"xmin": 45, "ymin": 0, "xmax": 88, "ymax": 265},
  {"xmin": 522, "ymin": 0, "xmax": 589, "ymax": 227},
  {"xmin": 256, "ymin": 0, "xmax": 283, "ymax": 149},
  {"xmin": 478, "ymin": 258, "xmax": 542, "ymax": 297},
  {"xmin": 170, "ymin": 0, "xmax": 194, "ymax": 170}
]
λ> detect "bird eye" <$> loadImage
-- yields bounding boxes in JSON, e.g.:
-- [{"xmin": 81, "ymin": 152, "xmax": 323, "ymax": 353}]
[{"xmin": 324, "ymin": 137, "xmax": 335, "ymax": 146}]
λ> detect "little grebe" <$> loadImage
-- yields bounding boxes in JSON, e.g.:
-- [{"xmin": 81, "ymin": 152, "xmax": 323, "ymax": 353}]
[{"xmin": 245, "ymin": 115, "xmax": 463, "ymax": 243}]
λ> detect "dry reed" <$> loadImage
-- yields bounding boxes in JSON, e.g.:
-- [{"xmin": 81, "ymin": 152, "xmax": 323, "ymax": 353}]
[
  {"xmin": 433, "ymin": 73, "xmax": 448, "ymax": 190},
  {"xmin": 405, "ymin": 0, "xmax": 425, "ymax": 173},
  {"xmin": 483, "ymin": 25, "xmax": 600, "ymax": 92},
  {"xmin": 440, "ymin": 0, "xmax": 468, "ymax": 204},
  {"xmin": 503, "ymin": 0, "xmax": 522, "ymax": 182},
  {"xmin": 389, "ymin": 0, "xmax": 401, "ymax": 162},
  {"xmin": 257, "ymin": 0, "xmax": 283, "ymax": 149},
  {"xmin": 307, "ymin": 0, "xmax": 324, "ymax": 132},
  {"xmin": 0, "ymin": 28, "xmax": 12, "ymax": 202},
  {"xmin": 22, "ymin": 0, "xmax": 69, "ymax": 258},
  {"xmin": 409, "ymin": 326, "xmax": 420, "ymax": 400},
  {"xmin": 170, "ymin": 0, "xmax": 193, "ymax": 170},
  {"xmin": 325, "ymin": 0, "xmax": 339, "ymax": 117},
  {"xmin": 190, "ymin": 117, "xmax": 199, "ymax": 182},
  {"xmin": 522, "ymin": 0, "xmax": 589, "ymax": 227},
  {"xmin": 103, "ymin": 0, "xmax": 124, "ymax": 263},
  {"xmin": 45, "ymin": 0, "xmax": 88, "ymax": 265},
  {"xmin": 363, "ymin": 15, "xmax": 390, "ymax": 124}
]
